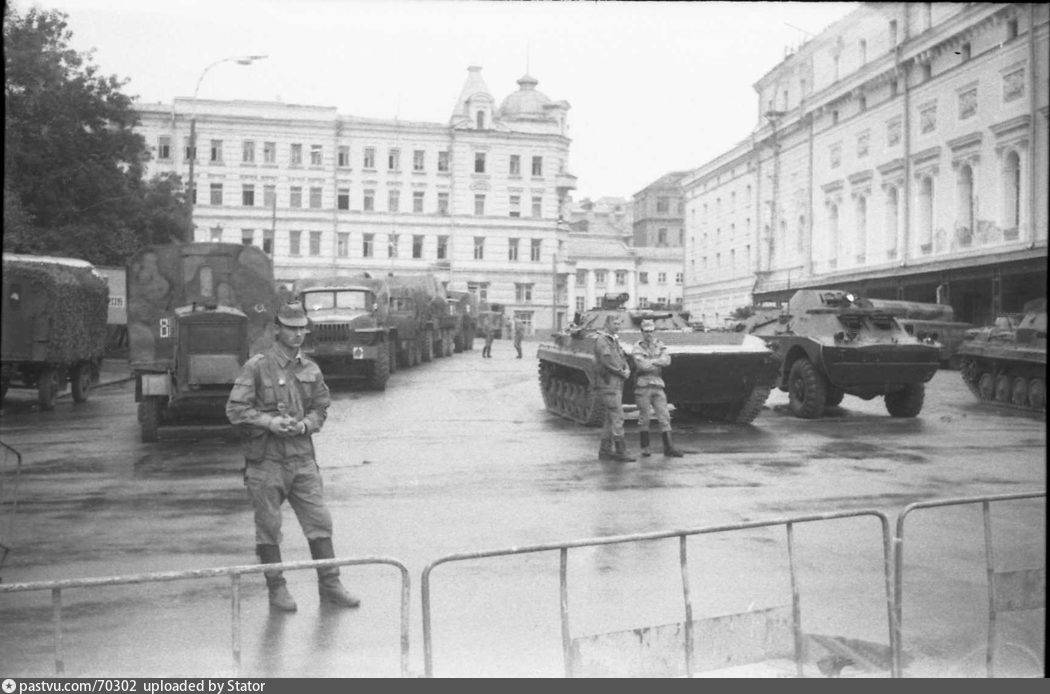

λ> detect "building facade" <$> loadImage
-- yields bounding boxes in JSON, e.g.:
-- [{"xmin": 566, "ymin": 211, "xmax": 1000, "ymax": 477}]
[
  {"xmin": 683, "ymin": 3, "xmax": 1048, "ymax": 327},
  {"xmin": 135, "ymin": 66, "xmax": 577, "ymax": 331},
  {"xmin": 632, "ymin": 171, "xmax": 690, "ymax": 248}
]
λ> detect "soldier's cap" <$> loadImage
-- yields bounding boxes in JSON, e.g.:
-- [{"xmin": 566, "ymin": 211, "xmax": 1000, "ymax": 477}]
[
  {"xmin": 275, "ymin": 303, "xmax": 310, "ymax": 328},
  {"xmin": 640, "ymin": 319, "xmax": 656, "ymax": 332}
]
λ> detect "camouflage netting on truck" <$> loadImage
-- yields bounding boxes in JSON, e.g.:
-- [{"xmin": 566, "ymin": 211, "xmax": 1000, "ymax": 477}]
[{"xmin": 2, "ymin": 258, "xmax": 108, "ymax": 363}]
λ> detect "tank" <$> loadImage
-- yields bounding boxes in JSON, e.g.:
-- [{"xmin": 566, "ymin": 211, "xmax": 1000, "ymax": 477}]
[
  {"xmin": 746, "ymin": 289, "xmax": 941, "ymax": 419},
  {"xmin": 956, "ymin": 297, "xmax": 1046, "ymax": 412},
  {"xmin": 537, "ymin": 293, "xmax": 780, "ymax": 426}
]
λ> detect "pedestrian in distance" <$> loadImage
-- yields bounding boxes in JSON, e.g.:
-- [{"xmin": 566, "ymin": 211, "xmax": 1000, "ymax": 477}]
[
  {"xmin": 226, "ymin": 302, "xmax": 360, "ymax": 613},
  {"xmin": 481, "ymin": 315, "xmax": 496, "ymax": 358},
  {"xmin": 513, "ymin": 317, "xmax": 526, "ymax": 358},
  {"xmin": 631, "ymin": 319, "xmax": 685, "ymax": 458},
  {"xmin": 594, "ymin": 313, "xmax": 635, "ymax": 462}
]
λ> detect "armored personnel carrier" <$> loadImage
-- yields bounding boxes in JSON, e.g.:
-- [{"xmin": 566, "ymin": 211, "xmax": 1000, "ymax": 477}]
[
  {"xmin": 957, "ymin": 297, "xmax": 1046, "ymax": 412},
  {"xmin": 537, "ymin": 293, "xmax": 779, "ymax": 426},
  {"xmin": 746, "ymin": 289, "xmax": 941, "ymax": 419}
]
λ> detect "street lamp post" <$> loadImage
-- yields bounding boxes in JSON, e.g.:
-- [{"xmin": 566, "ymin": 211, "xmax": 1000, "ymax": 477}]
[{"xmin": 185, "ymin": 54, "xmax": 267, "ymax": 241}]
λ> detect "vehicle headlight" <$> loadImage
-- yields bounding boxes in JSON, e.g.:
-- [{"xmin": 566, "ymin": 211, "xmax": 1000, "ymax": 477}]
[{"xmin": 352, "ymin": 346, "xmax": 364, "ymax": 359}]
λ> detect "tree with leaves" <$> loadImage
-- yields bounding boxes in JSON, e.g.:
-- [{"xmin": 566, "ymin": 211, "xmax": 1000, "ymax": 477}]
[{"xmin": 3, "ymin": 4, "xmax": 188, "ymax": 265}]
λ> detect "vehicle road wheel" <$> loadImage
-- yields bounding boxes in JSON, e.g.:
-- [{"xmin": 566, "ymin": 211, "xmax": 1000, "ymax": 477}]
[
  {"xmin": 71, "ymin": 363, "xmax": 92, "ymax": 403},
  {"xmin": 885, "ymin": 383, "xmax": 925, "ymax": 418},
  {"xmin": 1010, "ymin": 377, "xmax": 1028, "ymax": 408},
  {"xmin": 368, "ymin": 347, "xmax": 390, "ymax": 391},
  {"xmin": 977, "ymin": 372, "xmax": 995, "ymax": 400},
  {"xmin": 993, "ymin": 374, "xmax": 1012, "ymax": 403},
  {"xmin": 37, "ymin": 367, "xmax": 60, "ymax": 411},
  {"xmin": 1028, "ymin": 378, "xmax": 1045, "ymax": 410},
  {"xmin": 824, "ymin": 386, "xmax": 845, "ymax": 408},
  {"xmin": 138, "ymin": 397, "xmax": 162, "ymax": 442},
  {"xmin": 787, "ymin": 358, "xmax": 826, "ymax": 419}
]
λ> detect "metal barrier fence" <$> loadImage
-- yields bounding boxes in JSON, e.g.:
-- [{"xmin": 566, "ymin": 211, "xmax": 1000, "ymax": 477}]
[
  {"xmin": 892, "ymin": 490, "xmax": 1046, "ymax": 678},
  {"xmin": 0, "ymin": 440, "xmax": 23, "ymax": 577},
  {"xmin": 0, "ymin": 556, "xmax": 411, "ymax": 677},
  {"xmin": 421, "ymin": 509, "xmax": 896, "ymax": 678}
]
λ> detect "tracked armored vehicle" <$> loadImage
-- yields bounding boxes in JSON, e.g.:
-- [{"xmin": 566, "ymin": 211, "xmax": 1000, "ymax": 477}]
[
  {"xmin": 746, "ymin": 289, "xmax": 941, "ymax": 419},
  {"xmin": 537, "ymin": 293, "xmax": 779, "ymax": 426},
  {"xmin": 957, "ymin": 298, "xmax": 1046, "ymax": 412}
]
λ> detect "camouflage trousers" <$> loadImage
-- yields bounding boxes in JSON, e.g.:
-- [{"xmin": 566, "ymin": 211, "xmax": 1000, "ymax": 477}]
[
  {"xmin": 634, "ymin": 386, "xmax": 672, "ymax": 432},
  {"xmin": 244, "ymin": 457, "xmax": 333, "ymax": 546}
]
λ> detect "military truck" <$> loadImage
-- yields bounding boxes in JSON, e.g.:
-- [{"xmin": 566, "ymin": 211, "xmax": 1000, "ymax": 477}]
[
  {"xmin": 2, "ymin": 254, "xmax": 109, "ymax": 410},
  {"xmin": 537, "ymin": 293, "xmax": 780, "ymax": 426},
  {"xmin": 387, "ymin": 274, "xmax": 457, "ymax": 359},
  {"xmin": 446, "ymin": 283, "xmax": 478, "ymax": 352},
  {"xmin": 292, "ymin": 275, "xmax": 394, "ymax": 390},
  {"xmin": 127, "ymin": 242, "xmax": 277, "ymax": 442},
  {"xmin": 746, "ymin": 289, "xmax": 941, "ymax": 419}
]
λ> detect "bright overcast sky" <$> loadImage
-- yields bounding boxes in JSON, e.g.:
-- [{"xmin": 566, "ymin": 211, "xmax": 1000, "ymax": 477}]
[{"xmin": 28, "ymin": 0, "xmax": 855, "ymax": 201}]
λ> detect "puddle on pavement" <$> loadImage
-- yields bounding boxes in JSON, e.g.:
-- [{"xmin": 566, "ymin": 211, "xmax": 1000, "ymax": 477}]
[{"xmin": 813, "ymin": 441, "xmax": 928, "ymax": 464}]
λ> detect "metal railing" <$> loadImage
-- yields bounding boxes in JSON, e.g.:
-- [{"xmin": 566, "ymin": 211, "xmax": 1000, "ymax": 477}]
[
  {"xmin": 421, "ymin": 509, "xmax": 896, "ymax": 677},
  {"xmin": 892, "ymin": 490, "xmax": 1046, "ymax": 677},
  {"xmin": 0, "ymin": 440, "xmax": 23, "ymax": 576},
  {"xmin": 0, "ymin": 556, "xmax": 411, "ymax": 677}
]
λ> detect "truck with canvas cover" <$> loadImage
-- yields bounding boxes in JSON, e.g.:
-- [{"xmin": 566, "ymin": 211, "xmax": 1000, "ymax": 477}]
[
  {"xmin": 957, "ymin": 297, "xmax": 1045, "ymax": 412},
  {"xmin": 445, "ymin": 281, "xmax": 478, "ymax": 352},
  {"xmin": 127, "ymin": 242, "xmax": 277, "ymax": 441},
  {"xmin": 292, "ymin": 275, "xmax": 394, "ymax": 390},
  {"xmin": 746, "ymin": 289, "xmax": 941, "ymax": 419},
  {"xmin": 387, "ymin": 274, "xmax": 457, "ymax": 359},
  {"xmin": 536, "ymin": 293, "xmax": 779, "ymax": 426},
  {"xmin": 1, "ymin": 254, "xmax": 108, "ymax": 410}
]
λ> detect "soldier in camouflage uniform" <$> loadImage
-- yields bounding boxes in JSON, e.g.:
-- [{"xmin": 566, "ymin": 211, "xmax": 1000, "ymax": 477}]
[
  {"xmin": 631, "ymin": 319, "xmax": 685, "ymax": 458},
  {"xmin": 594, "ymin": 314, "xmax": 635, "ymax": 462},
  {"xmin": 226, "ymin": 303, "xmax": 359, "ymax": 612}
]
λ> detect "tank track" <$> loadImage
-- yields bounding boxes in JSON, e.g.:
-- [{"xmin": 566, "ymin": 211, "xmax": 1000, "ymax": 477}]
[
  {"xmin": 958, "ymin": 355, "xmax": 1046, "ymax": 412},
  {"xmin": 538, "ymin": 363, "xmax": 604, "ymax": 426}
]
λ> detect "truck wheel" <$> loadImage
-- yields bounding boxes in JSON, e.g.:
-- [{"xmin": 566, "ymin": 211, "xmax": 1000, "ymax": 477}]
[
  {"xmin": 71, "ymin": 363, "xmax": 92, "ymax": 403},
  {"xmin": 885, "ymin": 383, "xmax": 924, "ymax": 418},
  {"xmin": 368, "ymin": 347, "xmax": 390, "ymax": 391},
  {"xmin": 824, "ymin": 387, "xmax": 845, "ymax": 408},
  {"xmin": 421, "ymin": 331, "xmax": 433, "ymax": 362},
  {"xmin": 37, "ymin": 367, "xmax": 60, "ymax": 411},
  {"xmin": 787, "ymin": 358, "xmax": 826, "ymax": 419},
  {"xmin": 139, "ymin": 397, "xmax": 162, "ymax": 442}
]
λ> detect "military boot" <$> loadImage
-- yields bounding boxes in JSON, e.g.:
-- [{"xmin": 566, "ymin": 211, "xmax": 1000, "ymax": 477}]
[
  {"xmin": 257, "ymin": 544, "xmax": 297, "ymax": 612},
  {"xmin": 308, "ymin": 537, "xmax": 361, "ymax": 608},
  {"xmin": 598, "ymin": 435, "xmax": 615, "ymax": 460},
  {"xmin": 611, "ymin": 436, "xmax": 636, "ymax": 463},
  {"xmin": 639, "ymin": 431, "xmax": 651, "ymax": 457},
  {"xmin": 662, "ymin": 432, "xmax": 685, "ymax": 458}
]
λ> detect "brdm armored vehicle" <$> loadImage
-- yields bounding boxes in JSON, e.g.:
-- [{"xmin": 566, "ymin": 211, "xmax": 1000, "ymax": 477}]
[
  {"xmin": 537, "ymin": 294, "xmax": 779, "ymax": 425},
  {"xmin": 746, "ymin": 289, "xmax": 941, "ymax": 419},
  {"xmin": 957, "ymin": 297, "xmax": 1046, "ymax": 412}
]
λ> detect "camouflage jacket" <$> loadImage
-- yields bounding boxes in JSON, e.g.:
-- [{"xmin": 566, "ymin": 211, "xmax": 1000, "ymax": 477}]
[
  {"xmin": 631, "ymin": 337, "xmax": 671, "ymax": 389},
  {"xmin": 594, "ymin": 331, "xmax": 631, "ymax": 389},
  {"xmin": 226, "ymin": 343, "xmax": 331, "ymax": 463}
]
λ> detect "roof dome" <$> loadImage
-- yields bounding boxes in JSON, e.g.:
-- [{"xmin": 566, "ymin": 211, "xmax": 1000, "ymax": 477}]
[{"xmin": 499, "ymin": 74, "xmax": 553, "ymax": 120}]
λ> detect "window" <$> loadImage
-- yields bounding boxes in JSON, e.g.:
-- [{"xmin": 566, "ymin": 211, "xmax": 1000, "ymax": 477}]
[
  {"xmin": 157, "ymin": 136, "xmax": 171, "ymax": 160},
  {"xmin": 210, "ymin": 139, "xmax": 223, "ymax": 163},
  {"xmin": 859, "ymin": 39, "xmax": 867, "ymax": 64},
  {"xmin": 920, "ymin": 104, "xmax": 936, "ymax": 134},
  {"xmin": 412, "ymin": 235, "xmax": 424, "ymax": 259},
  {"xmin": 387, "ymin": 148, "xmax": 400, "ymax": 171},
  {"xmin": 657, "ymin": 228, "xmax": 667, "ymax": 246},
  {"xmin": 1003, "ymin": 68, "xmax": 1024, "ymax": 102},
  {"xmin": 263, "ymin": 185, "xmax": 275, "ymax": 209},
  {"xmin": 241, "ymin": 229, "xmax": 253, "ymax": 246},
  {"xmin": 656, "ymin": 197, "xmax": 669, "ymax": 214},
  {"xmin": 289, "ymin": 230, "xmax": 302, "ymax": 257},
  {"xmin": 637, "ymin": 297, "xmax": 649, "ymax": 309},
  {"xmin": 891, "ymin": 79, "xmax": 899, "ymax": 98},
  {"xmin": 657, "ymin": 272, "xmax": 667, "ymax": 284},
  {"xmin": 263, "ymin": 230, "xmax": 273, "ymax": 255},
  {"xmin": 363, "ymin": 147, "xmax": 376, "ymax": 169},
  {"xmin": 242, "ymin": 140, "xmax": 255, "ymax": 163},
  {"xmin": 363, "ymin": 189, "xmax": 375, "ymax": 212},
  {"xmin": 855, "ymin": 195, "xmax": 867, "ymax": 262},
  {"xmin": 1007, "ymin": 19, "xmax": 1018, "ymax": 41},
  {"xmin": 362, "ymin": 233, "xmax": 374, "ymax": 258},
  {"xmin": 531, "ymin": 156, "xmax": 542, "ymax": 177},
  {"xmin": 832, "ymin": 110, "xmax": 839, "ymax": 125},
  {"xmin": 889, "ymin": 19, "xmax": 898, "ymax": 46},
  {"xmin": 473, "ymin": 237, "xmax": 485, "ymax": 260},
  {"xmin": 476, "ymin": 110, "xmax": 486, "ymax": 129},
  {"xmin": 388, "ymin": 233, "xmax": 399, "ymax": 258},
  {"xmin": 675, "ymin": 272, "xmax": 683, "ymax": 284},
  {"xmin": 474, "ymin": 152, "xmax": 486, "ymax": 173},
  {"xmin": 337, "ymin": 188, "xmax": 349, "ymax": 210},
  {"xmin": 413, "ymin": 149, "xmax": 425, "ymax": 172},
  {"xmin": 290, "ymin": 143, "xmax": 302, "ymax": 166},
  {"xmin": 184, "ymin": 137, "xmax": 196, "ymax": 161},
  {"xmin": 922, "ymin": 63, "xmax": 932, "ymax": 81},
  {"xmin": 956, "ymin": 164, "xmax": 974, "ymax": 246},
  {"xmin": 209, "ymin": 183, "xmax": 223, "ymax": 206},
  {"xmin": 290, "ymin": 186, "xmax": 302, "ymax": 208},
  {"xmin": 615, "ymin": 270, "xmax": 627, "ymax": 286},
  {"xmin": 1002, "ymin": 150, "xmax": 1021, "ymax": 232},
  {"xmin": 531, "ymin": 196, "xmax": 542, "ymax": 218},
  {"xmin": 388, "ymin": 189, "xmax": 400, "ymax": 213},
  {"xmin": 438, "ymin": 151, "xmax": 450, "ymax": 172},
  {"xmin": 959, "ymin": 88, "xmax": 977, "ymax": 120},
  {"xmin": 336, "ymin": 233, "xmax": 349, "ymax": 257},
  {"xmin": 438, "ymin": 192, "xmax": 449, "ymax": 215},
  {"xmin": 509, "ymin": 154, "xmax": 521, "ymax": 176},
  {"xmin": 509, "ymin": 195, "xmax": 521, "ymax": 218},
  {"xmin": 594, "ymin": 270, "xmax": 607, "ymax": 285},
  {"xmin": 413, "ymin": 190, "xmax": 424, "ymax": 213},
  {"xmin": 474, "ymin": 194, "xmax": 485, "ymax": 216},
  {"xmin": 241, "ymin": 184, "xmax": 255, "ymax": 206},
  {"xmin": 830, "ymin": 143, "xmax": 841, "ymax": 169},
  {"xmin": 258, "ymin": 141, "xmax": 273, "ymax": 165},
  {"xmin": 515, "ymin": 283, "xmax": 533, "ymax": 303},
  {"xmin": 885, "ymin": 186, "xmax": 899, "ymax": 257},
  {"xmin": 508, "ymin": 238, "xmax": 520, "ymax": 261},
  {"xmin": 306, "ymin": 144, "xmax": 321, "ymax": 167},
  {"xmin": 887, "ymin": 118, "xmax": 902, "ymax": 146},
  {"xmin": 309, "ymin": 187, "xmax": 322, "ymax": 209},
  {"xmin": 437, "ymin": 236, "xmax": 448, "ymax": 260},
  {"xmin": 337, "ymin": 146, "xmax": 350, "ymax": 168},
  {"xmin": 959, "ymin": 42, "xmax": 971, "ymax": 63},
  {"xmin": 857, "ymin": 131, "xmax": 870, "ymax": 158},
  {"xmin": 859, "ymin": 94, "xmax": 867, "ymax": 112},
  {"xmin": 575, "ymin": 270, "xmax": 586, "ymax": 286},
  {"xmin": 530, "ymin": 238, "xmax": 542, "ymax": 262},
  {"xmin": 918, "ymin": 176, "xmax": 934, "ymax": 251},
  {"xmin": 639, "ymin": 272, "xmax": 649, "ymax": 284},
  {"xmin": 467, "ymin": 281, "xmax": 489, "ymax": 302}
]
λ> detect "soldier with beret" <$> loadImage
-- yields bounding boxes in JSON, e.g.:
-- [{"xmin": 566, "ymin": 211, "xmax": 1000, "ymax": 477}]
[
  {"xmin": 226, "ymin": 302, "xmax": 360, "ymax": 612},
  {"xmin": 631, "ymin": 318, "xmax": 685, "ymax": 458}
]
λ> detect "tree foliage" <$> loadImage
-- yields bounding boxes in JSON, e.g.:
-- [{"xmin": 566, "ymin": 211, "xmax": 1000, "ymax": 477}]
[{"xmin": 3, "ymin": 4, "xmax": 188, "ymax": 265}]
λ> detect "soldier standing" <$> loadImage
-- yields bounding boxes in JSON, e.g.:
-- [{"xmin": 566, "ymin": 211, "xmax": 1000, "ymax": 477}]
[
  {"xmin": 594, "ymin": 314, "xmax": 635, "ymax": 462},
  {"xmin": 226, "ymin": 303, "xmax": 360, "ymax": 612},
  {"xmin": 631, "ymin": 319, "xmax": 685, "ymax": 458},
  {"xmin": 513, "ymin": 317, "xmax": 525, "ymax": 358},
  {"xmin": 481, "ymin": 313, "xmax": 496, "ymax": 358}
]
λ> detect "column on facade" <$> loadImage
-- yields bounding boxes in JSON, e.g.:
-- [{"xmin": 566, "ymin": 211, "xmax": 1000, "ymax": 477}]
[
  {"xmin": 626, "ymin": 266, "xmax": 637, "ymax": 308},
  {"xmin": 585, "ymin": 268, "xmax": 596, "ymax": 312}
]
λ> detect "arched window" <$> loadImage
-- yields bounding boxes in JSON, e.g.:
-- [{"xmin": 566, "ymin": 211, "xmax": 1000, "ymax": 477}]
[
  {"xmin": 476, "ymin": 110, "xmax": 486, "ymax": 129},
  {"xmin": 918, "ymin": 176, "xmax": 934, "ymax": 251},
  {"xmin": 885, "ymin": 186, "xmax": 899, "ymax": 256},
  {"xmin": 956, "ymin": 164, "xmax": 974, "ymax": 246},
  {"xmin": 855, "ymin": 195, "xmax": 867, "ymax": 262},
  {"xmin": 1002, "ymin": 150, "xmax": 1021, "ymax": 233}
]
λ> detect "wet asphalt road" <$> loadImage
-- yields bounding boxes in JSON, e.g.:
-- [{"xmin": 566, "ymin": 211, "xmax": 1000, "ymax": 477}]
[{"xmin": 0, "ymin": 338, "xmax": 1044, "ymax": 677}]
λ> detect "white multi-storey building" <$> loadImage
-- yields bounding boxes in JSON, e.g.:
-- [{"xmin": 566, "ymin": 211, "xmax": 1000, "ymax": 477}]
[
  {"xmin": 135, "ymin": 66, "xmax": 577, "ymax": 331},
  {"xmin": 684, "ymin": 3, "xmax": 1048, "ymax": 327}
]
